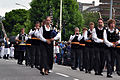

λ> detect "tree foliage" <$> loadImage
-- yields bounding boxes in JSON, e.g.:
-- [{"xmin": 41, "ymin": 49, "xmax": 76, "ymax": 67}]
[
  {"xmin": 30, "ymin": 0, "xmax": 84, "ymax": 40},
  {"xmin": 3, "ymin": 9, "xmax": 30, "ymax": 36},
  {"xmin": 82, "ymin": 12, "xmax": 100, "ymax": 28}
]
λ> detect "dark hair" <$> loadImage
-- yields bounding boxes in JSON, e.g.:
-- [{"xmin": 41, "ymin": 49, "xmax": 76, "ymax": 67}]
[
  {"xmin": 35, "ymin": 21, "xmax": 40, "ymax": 24},
  {"xmin": 98, "ymin": 18, "xmax": 103, "ymax": 21},
  {"xmin": 107, "ymin": 19, "xmax": 116, "ymax": 27}
]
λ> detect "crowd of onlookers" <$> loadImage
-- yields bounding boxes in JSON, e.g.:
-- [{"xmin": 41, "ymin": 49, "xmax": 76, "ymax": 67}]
[{"xmin": 54, "ymin": 41, "xmax": 72, "ymax": 66}]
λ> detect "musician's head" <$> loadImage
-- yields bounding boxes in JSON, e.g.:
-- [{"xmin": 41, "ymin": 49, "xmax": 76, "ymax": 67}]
[
  {"xmin": 98, "ymin": 18, "xmax": 104, "ymax": 27},
  {"xmin": 21, "ymin": 28, "xmax": 25, "ymax": 34},
  {"xmin": 89, "ymin": 22, "xmax": 94, "ymax": 31},
  {"xmin": 35, "ymin": 21, "xmax": 40, "ymax": 29},
  {"xmin": 74, "ymin": 27, "xmax": 79, "ymax": 35},
  {"xmin": 82, "ymin": 27, "xmax": 88, "ymax": 33},
  {"xmin": 41, "ymin": 19, "xmax": 46, "ymax": 26},
  {"xmin": 46, "ymin": 16, "xmax": 51, "ymax": 25},
  {"xmin": 108, "ymin": 19, "xmax": 116, "ymax": 28}
]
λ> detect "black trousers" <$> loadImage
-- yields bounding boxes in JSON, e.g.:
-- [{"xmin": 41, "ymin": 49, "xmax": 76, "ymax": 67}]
[
  {"xmin": 71, "ymin": 48, "xmax": 83, "ymax": 69},
  {"xmin": 99, "ymin": 47, "xmax": 106, "ymax": 73},
  {"xmin": 84, "ymin": 47, "xmax": 94, "ymax": 71},
  {"xmin": 18, "ymin": 51, "xmax": 24, "ymax": 64},
  {"xmin": 30, "ymin": 45, "xmax": 41, "ymax": 67},
  {"xmin": 115, "ymin": 48, "xmax": 120, "ymax": 74},
  {"xmin": 25, "ymin": 46, "xmax": 31, "ymax": 66},
  {"xmin": 105, "ymin": 47, "xmax": 117, "ymax": 75},
  {"xmin": 94, "ymin": 47, "xmax": 101, "ymax": 74}
]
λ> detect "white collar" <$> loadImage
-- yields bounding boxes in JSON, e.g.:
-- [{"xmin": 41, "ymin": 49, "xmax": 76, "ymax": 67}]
[
  {"xmin": 97, "ymin": 27, "xmax": 104, "ymax": 30},
  {"xmin": 44, "ymin": 25, "xmax": 51, "ymax": 31}
]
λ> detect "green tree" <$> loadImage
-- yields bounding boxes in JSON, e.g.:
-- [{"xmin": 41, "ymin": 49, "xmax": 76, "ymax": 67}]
[
  {"xmin": 82, "ymin": 12, "xmax": 99, "ymax": 28},
  {"xmin": 3, "ymin": 9, "xmax": 30, "ymax": 36},
  {"xmin": 30, "ymin": 0, "xmax": 84, "ymax": 40}
]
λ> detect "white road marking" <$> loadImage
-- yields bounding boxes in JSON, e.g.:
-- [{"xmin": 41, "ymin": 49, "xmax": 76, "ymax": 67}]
[
  {"xmin": 56, "ymin": 73, "xmax": 70, "ymax": 78},
  {"xmin": 73, "ymin": 78, "xmax": 79, "ymax": 80}
]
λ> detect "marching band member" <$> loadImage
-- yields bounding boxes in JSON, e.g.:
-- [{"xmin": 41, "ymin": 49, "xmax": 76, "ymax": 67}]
[
  {"xmin": 28, "ymin": 21, "xmax": 41, "ymax": 68},
  {"xmin": 15, "ymin": 28, "xmax": 28, "ymax": 65},
  {"xmin": 104, "ymin": 19, "xmax": 120, "ymax": 78},
  {"xmin": 37, "ymin": 16, "xmax": 60, "ymax": 75},
  {"xmin": 92, "ymin": 18, "xmax": 105, "ymax": 76},
  {"xmin": 84, "ymin": 22, "xmax": 95, "ymax": 73},
  {"xmin": 69, "ymin": 27, "xmax": 83, "ymax": 70}
]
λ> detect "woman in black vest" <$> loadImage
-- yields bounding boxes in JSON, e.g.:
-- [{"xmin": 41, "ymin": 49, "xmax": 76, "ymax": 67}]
[
  {"xmin": 104, "ymin": 19, "xmax": 120, "ymax": 78},
  {"xmin": 37, "ymin": 16, "xmax": 60, "ymax": 75}
]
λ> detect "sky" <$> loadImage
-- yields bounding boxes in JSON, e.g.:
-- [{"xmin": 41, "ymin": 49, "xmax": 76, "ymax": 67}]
[{"xmin": 0, "ymin": 0, "xmax": 99, "ymax": 17}]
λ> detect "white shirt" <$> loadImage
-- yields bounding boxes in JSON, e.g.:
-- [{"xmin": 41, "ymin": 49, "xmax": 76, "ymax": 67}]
[
  {"xmin": 69, "ymin": 34, "xmax": 82, "ymax": 42},
  {"xmin": 84, "ymin": 29, "xmax": 94, "ymax": 41},
  {"xmin": 15, "ymin": 33, "xmax": 28, "ymax": 41},
  {"xmin": 92, "ymin": 28, "xmax": 104, "ymax": 43},
  {"xmin": 36, "ymin": 25, "xmax": 60, "ymax": 42},
  {"xmin": 104, "ymin": 28, "xmax": 120, "ymax": 47}
]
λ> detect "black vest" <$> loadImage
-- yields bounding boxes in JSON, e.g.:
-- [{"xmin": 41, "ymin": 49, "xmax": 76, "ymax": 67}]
[
  {"xmin": 95, "ymin": 27, "xmax": 105, "ymax": 39},
  {"xmin": 88, "ymin": 30, "xmax": 93, "ymax": 41},
  {"xmin": 86, "ymin": 30, "xmax": 94, "ymax": 47},
  {"xmin": 71, "ymin": 35, "xmax": 80, "ymax": 49},
  {"xmin": 43, "ymin": 26, "xmax": 53, "ymax": 39},
  {"xmin": 31, "ymin": 29, "xmax": 41, "ymax": 45},
  {"xmin": 106, "ymin": 29, "xmax": 119, "ymax": 42},
  {"xmin": 31, "ymin": 29, "xmax": 38, "ymax": 38},
  {"xmin": 18, "ymin": 33, "xmax": 26, "ymax": 41}
]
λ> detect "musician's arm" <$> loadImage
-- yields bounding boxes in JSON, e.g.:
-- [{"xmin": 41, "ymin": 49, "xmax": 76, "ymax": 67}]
[
  {"xmin": 103, "ymin": 30, "xmax": 113, "ymax": 47},
  {"xmin": 15, "ymin": 34, "xmax": 19, "ymax": 41},
  {"xmin": 36, "ymin": 27, "xmax": 47, "ymax": 42}
]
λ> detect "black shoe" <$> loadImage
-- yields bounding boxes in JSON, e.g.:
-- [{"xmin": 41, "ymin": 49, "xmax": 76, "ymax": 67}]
[
  {"xmin": 117, "ymin": 72, "xmax": 120, "ymax": 76},
  {"xmin": 85, "ymin": 70, "xmax": 88, "ymax": 73},
  {"xmin": 71, "ymin": 67, "xmax": 77, "ymax": 70},
  {"xmin": 95, "ymin": 73, "xmax": 103, "ymax": 76},
  {"xmin": 80, "ymin": 69, "xmax": 83, "ymax": 71},
  {"xmin": 107, "ymin": 74, "xmax": 112, "ymax": 78},
  {"xmin": 40, "ymin": 71, "xmax": 45, "ymax": 75},
  {"xmin": 31, "ymin": 65, "xmax": 34, "ymax": 68},
  {"xmin": 88, "ymin": 71, "xmax": 91, "ymax": 74}
]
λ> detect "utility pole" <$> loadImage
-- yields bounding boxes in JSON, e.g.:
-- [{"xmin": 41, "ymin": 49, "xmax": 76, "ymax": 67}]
[
  {"xmin": 59, "ymin": 0, "xmax": 62, "ymax": 42},
  {"xmin": 110, "ymin": 0, "xmax": 113, "ymax": 19}
]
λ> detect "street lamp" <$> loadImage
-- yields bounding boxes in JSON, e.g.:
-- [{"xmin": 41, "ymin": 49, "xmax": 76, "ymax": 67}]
[{"xmin": 16, "ymin": 3, "xmax": 29, "ymax": 10}]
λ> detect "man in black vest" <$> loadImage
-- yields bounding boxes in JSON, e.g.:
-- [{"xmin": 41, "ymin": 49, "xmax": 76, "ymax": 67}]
[
  {"xmin": 92, "ymin": 18, "xmax": 105, "ymax": 76},
  {"xmin": 104, "ymin": 19, "xmax": 120, "ymax": 78},
  {"xmin": 15, "ymin": 28, "xmax": 28, "ymax": 65}
]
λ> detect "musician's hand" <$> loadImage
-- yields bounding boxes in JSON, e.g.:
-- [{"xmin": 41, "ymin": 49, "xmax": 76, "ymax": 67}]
[
  {"xmin": 46, "ymin": 39, "xmax": 51, "ymax": 44},
  {"xmin": 89, "ymin": 35, "xmax": 92, "ymax": 38},
  {"xmin": 50, "ymin": 38, "xmax": 54, "ymax": 41},
  {"xmin": 113, "ymin": 44, "xmax": 116, "ymax": 47},
  {"xmin": 115, "ymin": 42, "xmax": 119, "ymax": 45}
]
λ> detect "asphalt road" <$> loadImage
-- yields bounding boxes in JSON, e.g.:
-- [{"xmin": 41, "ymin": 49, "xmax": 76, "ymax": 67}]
[{"xmin": 0, "ymin": 59, "xmax": 120, "ymax": 80}]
